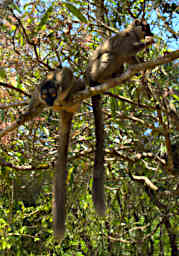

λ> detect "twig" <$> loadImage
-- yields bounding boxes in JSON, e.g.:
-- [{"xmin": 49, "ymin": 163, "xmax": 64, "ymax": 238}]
[
  {"xmin": 132, "ymin": 175, "xmax": 158, "ymax": 191},
  {"xmin": 104, "ymin": 92, "xmax": 155, "ymax": 110},
  {"xmin": 10, "ymin": 9, "xmax": 53, "ymax": 71},
  {"xmin": 108, "ymin": 236, "xmax": 131, "ymax": 243},
  {"xmin": 0, "ymin": 156, "xmax": 50, "ymax": 171},
  {"xmin": 0, "ymin": 101, "xmax": 28, "ymax": 109},
  {"xmin": 0, "ymin": 82, "xmax": 30, "ymax": 97},
  {"xmin": 156, "ymin": 8, "xmax": 179, "ymax": 38}
]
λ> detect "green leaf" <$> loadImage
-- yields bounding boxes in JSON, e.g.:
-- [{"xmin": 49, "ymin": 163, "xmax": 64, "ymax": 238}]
[
  {"xmin": 9, "ymin": 3, "xmax": 21, "ymax": 13},
  {"xmin": 173, "ymin": 94, "xmax": 179, "ymax": 101},
  {"xmin": 34, "ymin": 237, "xmax": 40, "ymax": 242},
  {"xmin": 64, "ymin": 3, "xmax": 87, "ymax": 23},
  {"xmin": 37, "ymin": 6, "xmax": 53, "ymax": 32},
  {"xmin": 0, "ymin": 69, "xmax": 7, "ymax": 79},
  {"xmin": 43, "ymin": 127, "xmax": 50, "ymax": 136},
  {"xmin": 110, "ymin": 97, "xmax": 118, "ymax": 115}
]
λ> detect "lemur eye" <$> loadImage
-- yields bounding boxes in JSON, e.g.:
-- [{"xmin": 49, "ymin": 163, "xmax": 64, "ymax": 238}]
[
  {"xmin": 49, "ymin": 88, "xmax": 57, "ymax": 97},
  {"xmin": 42, "ymin": 88, "xmax": 47, "ymax": 93},
  {"xmin": 41, "ymin": 94, "xmax": 46, "ymax": 99},
  {"xmin": 41, "ymin": 89, "xmax": 48, "ymax": 99}
]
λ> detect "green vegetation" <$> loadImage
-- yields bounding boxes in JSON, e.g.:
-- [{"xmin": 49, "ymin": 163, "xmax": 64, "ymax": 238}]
[{"xmin": 0, "ymin": 0, "xmax": 178, "ymax": 255}]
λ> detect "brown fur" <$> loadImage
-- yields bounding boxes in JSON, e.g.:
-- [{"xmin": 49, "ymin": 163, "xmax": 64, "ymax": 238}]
[
  {"xmin": 53, "ymin": 110, "xmax": 73, "ymax": 242},
  {"xmin": 40, "ymin": 67, "xmax": 84, "ymax": 112},
  {"xmin": 38, "ymin": 67, "xmax": 85, "ymax": 242},
  {"xmin": 87, "ymin": 20, "xmax": 154, "ymax": 217},
  {"xmin": 88, "ymin": 20, "xmax": 154, "ymax": 82}
]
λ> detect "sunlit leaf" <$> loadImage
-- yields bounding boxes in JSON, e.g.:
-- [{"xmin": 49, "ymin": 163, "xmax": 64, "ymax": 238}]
[
  {"xmin": 43, "ymin": 127, "xmax": 50, "ymax": 136},
  {"xmin": 37, "ymin": 6, "xmax": 53, "ymax": 31},
  {"xmin": 0, "ymin": 69, "xmax": 7, "ymax": 79},
  {"xmin": 64, "ymin": 3, "xmax": 87, "ymax": 23}
]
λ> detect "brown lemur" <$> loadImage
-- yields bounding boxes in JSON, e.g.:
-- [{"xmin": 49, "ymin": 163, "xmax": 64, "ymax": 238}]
[
  {"xmin": 30, "ymin": 20, "xmax": 154, "ymax": 241},
  {"xmin": 32, "ymin": 67, "xmax": 85, "ymax": 242},
  {"xmin": 87, "ymin": 19, "xmax": 154, "ymax": 217}
]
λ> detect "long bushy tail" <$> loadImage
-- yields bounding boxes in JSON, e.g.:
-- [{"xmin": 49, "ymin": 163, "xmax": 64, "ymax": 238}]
[
  {"xmin": 53, "ymin": 111, "xmax": 73, "ymax": 242},
  {"xmin": 91, "ymin": 82, "xmax": 106, "ymax": 216}
]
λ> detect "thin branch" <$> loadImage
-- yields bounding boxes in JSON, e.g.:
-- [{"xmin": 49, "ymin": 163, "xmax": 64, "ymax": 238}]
[
  {"xmin": 8, "ymin": 233, "xmax": 37, "ymax": 239},
  {"xmin": 0, "ymin": 156, "xmax": 49, "ymax": 171},
  {"xmin": 10, "ymin": 9, "xmax": 53, "ymax": 71},
  {"xmin": 90, "ymin": 15, "xmax": 119, "ymax": 33},
  {"xmin": 144, "ymin": 187, "xmax": 178, "ymax": 255},
  {"xmin": 0, "ymin": 82, "xmax": 30, "ymax": 97},
  {"xmin": 104, "ymin": 92, "xmax": 155, "ymax": 111},
  {"xmin": 108, "ymin": 236, "xmax": 131, "ymax": 243},
  {"xmin": 105, "ymin": 185, "xmax": 120, "ymax": 191},
  {"xmin": 0, "ymin": 101, "xmax": 28, "ymax": 109},
  {"xmin": 132, "ymin": 175, "xmax": 158, "ymax": 191},
  {"xmin": 156, "ymin": 104, "xmax": 174, "ymax": 173},
  {"xmin": 156, "ymin": 8, "xmax": 179, "ymax": 38},
  {"xmin": 142, "ymin": 222, "xmax": 161, "ymax": 241}
]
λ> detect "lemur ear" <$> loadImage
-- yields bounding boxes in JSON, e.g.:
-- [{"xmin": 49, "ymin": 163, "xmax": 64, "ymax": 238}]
[
  {"xmin": 47, "ymin": 72, "xmax": 54, "ymax": 80},
  {"xmin": 134, "ymin": 19, "xmax": 141, "ymax": 26},
  {"xmin": 142, "ymin": 22, "xmax": 153, "ymax": 36}
]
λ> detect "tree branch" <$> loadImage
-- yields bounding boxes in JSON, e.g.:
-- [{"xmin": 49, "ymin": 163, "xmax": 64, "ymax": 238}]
[
  {"xmin": 0, "ymin": 50, "xmax": 178, "ymax": 139},
  {"xmin": 68, "ymin": 50, "xmax": 179, "ymax": 105},
  {"xmin": 132, "ymin": 175, "xmax": 158, "ymax": 191},
  {"xmin": 0, "ymin": 156, "xmax": 49, "ymax": 171},
  {"xmin": 0, "ymin": 82, "xmax": 30, "ymax": 97},
  {"xmin": 10, "ymin": 9, "xmax": 53, "ymax": 71},
  {"xmin": 0, "ymin": 101, "xmax": 45, "ymax": 138},
  {"xmin": 0, "ymin": 101, "xmax": 28, "ymax": 110}
]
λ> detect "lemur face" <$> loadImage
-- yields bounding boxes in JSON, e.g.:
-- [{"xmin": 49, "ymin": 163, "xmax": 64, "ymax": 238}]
[{"xmin": 40, "ymin": 80, "xmax": 58, "ymax": 106}]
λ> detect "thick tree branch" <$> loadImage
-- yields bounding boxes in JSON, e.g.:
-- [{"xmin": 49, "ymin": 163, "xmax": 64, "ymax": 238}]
[
  {"xmin": 68, "ymin": 50, "xmax": 179, "ymax": 105},
  {"xmin": 0, "ymin": 101, "xmax": 45, "ymax": 138},
  {"xmin": 0, "ymin": 50, "xmax": 178, "ymax": 139}
]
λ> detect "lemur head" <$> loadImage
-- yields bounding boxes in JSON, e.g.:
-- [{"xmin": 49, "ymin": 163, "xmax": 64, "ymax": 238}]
[
  {"xmin": 129, "ymin": 19, "xmax": 153, "ymax": 39},
  {"xmin": 40, "ymin": 79, "xmax": 58, "ymax": 107},
  {"xmin": 39, "ymin": 68, "xmax": 74, "ymax": 107}
]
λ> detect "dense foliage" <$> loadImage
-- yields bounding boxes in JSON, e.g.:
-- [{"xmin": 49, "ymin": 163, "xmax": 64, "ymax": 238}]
[{"xmin": 0, "ymin": 0, "xmax": 178, "ymax": 255}]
